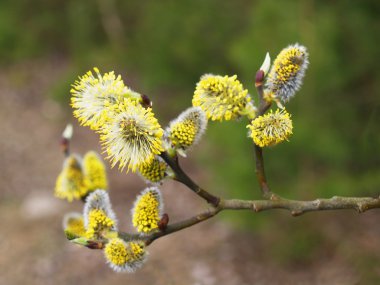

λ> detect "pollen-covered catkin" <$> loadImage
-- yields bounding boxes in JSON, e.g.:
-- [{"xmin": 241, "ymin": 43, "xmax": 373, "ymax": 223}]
[
  {"xmin": 104, "ymin": 238, "xmax": 147, "ymax": 272},
  {"xmin": 138, "ymin": 156, "xmax": 168, "ymax": 183},
  {"xmin": 83, "ymin": 151, "xmax": 108, "ymax": 192},
  {"xmin": 192, "ymin": 74, "xmax": 253, "ymax": 121},
  {"xmin": 132, "ymin": 187, "xmax": 163, "ymax": 234},
  {"xmin": 55, "ymin": 154, "xmax": 87, "ymax": 202},
  {"xmin": 265, "ymin": 44, "xmax": 309, "ymax": 102},
  {"xmin": 166, "ymin": 107, "xmax": 207, "ymax": 155},
  {"xmin": 100, "ymin": 98, "xmax": 164, "ymax": 172},
  {"xmin": 83, "ymin": 190, "xmax": 118, "ymax": 239},
  {"xmin": 71, "ymin": 68, "xmax": 141, "ymax": 130},
  {"xmin": 63, "ymin": 212, "xmax": 86, "ymax": 240},
  {"xmin": 247, "ymin": 109, "xmax": 293, "ymax": 147}
]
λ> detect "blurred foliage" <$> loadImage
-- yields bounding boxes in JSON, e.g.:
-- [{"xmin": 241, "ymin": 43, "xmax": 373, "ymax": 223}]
[{"xmin": 1, "ymin": 0, "xmax": 379, "ymax": 272}]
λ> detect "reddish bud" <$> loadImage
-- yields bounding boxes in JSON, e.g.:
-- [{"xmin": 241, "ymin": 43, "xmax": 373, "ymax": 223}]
[
  {"xmin": 158, "ymin": 213, "xmax": 169, "ymax": 231},
  {"xmin": 86, "ymin": 240, "xmax": 104, "ymax": 249},
  {"xmin": 255, "ymin": 70, "xmax": 265, "ymax": 87},
  {"xmin": 141, "ymin": 94, "xmax": 152, "ymax": 108}
]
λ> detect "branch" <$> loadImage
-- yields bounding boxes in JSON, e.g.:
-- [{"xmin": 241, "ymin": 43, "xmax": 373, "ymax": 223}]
[
  {"xmin": 160, "ymin": 151, "xmax": 220, "ymax": 207},
  {"xmin": 116, "ymin": 206, "xmax": 220, "ymax": 246},
  {"xmin": 113, "ymin": 195, "xmax": 380, "ymax": 247},
  {"xmin": 222, "ymin": 196, "xmax": 380, "ymax": 216}
]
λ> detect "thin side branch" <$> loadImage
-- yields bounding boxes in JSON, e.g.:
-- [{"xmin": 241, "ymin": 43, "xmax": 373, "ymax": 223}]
[
  {"xmin": 253, "ymin": 70, "xmax": 274, "ymax": 199},
  {"xmin": 160, "ymin": 151, "xmax": 220, "ymax": 207},
  {"xmin": 145, "ymin": 207, "xmax": 221, "ymax": 245},
  {"xmin": 253, "ymin": 145, "xmax": 275, "ymax": 199}
]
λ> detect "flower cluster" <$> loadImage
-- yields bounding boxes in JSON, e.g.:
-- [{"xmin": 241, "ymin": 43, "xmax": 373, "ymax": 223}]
[
  {"xmin": 55, "ymin": 155, "xmax": 88, "ymax": 202},
  {"xmin": 138, "ymin": 156, "xmax": 169, "ymax": 184},
  {"xmin": 55, "ymin": 151, "xmax": 108, "ymax": 202},
  {"xmin": 83, "ymin": 151, "xmax": 108, "ymax": 192},
  {"xmin": 63, "ymin": 212, "xmax": 86, "ymax": 240},
  {"xmin": 166, "ymin": 107, "xmax": 207, "ymax": 156},
  {"xmin": 132, "ymin": 187, "xmax": 163, "ymax": 234},
  {"xmin": 192, "ymin": 74, "xmax": 254, "ymax": 121},
  {"xmin": 104, "ymin": 238, "xmax": 147, "ymax": 272},
  {"xmin": 247, "ymin": 109, "xmax": 293, "ymax": 147},
  {"xmin": 100, "ymin": 98, "xmax": 164, "ymax": 172},
  {"xmin": 71, "ymin": 68, "xmax": 140, "ymax": 130},
  {"xmin": 265, "ymin": 44, "xmax": 309, "ymax": 102},
  {"xmin": 83, "ymin": 190, "xmax": 118, "ymax": 239}
]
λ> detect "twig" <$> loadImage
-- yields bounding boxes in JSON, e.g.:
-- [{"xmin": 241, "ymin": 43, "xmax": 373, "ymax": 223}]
[
  {"xmin": 253, "ymin": 70, "xmax": 274, "ymax": 199},
  {"xmin": 253, "ymin": 145, "xmax": 276, "ymax": 199},
  {"xmin": 160, "ymin": 151, "xmax": 220, "ymax": 207}
]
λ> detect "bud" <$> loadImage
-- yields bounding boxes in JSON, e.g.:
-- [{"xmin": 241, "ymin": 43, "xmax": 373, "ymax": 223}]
[
  {"xmin": 62, "ymin": 124, "xmax": 73, "ymax": 140},
  {"xmin": 259, "ymin": 52, "xmax": 271, "ymax": 75},
  {"xmin": 158, "ymin": 213, "xmax": 169, "ymax": 231},
  {"xmin": 140, "ymin": 94, "xmax": 152, "ymax": 108}
]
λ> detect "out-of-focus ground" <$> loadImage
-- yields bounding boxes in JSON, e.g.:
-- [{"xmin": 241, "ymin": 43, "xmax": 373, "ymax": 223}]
[{"xmin": 0, "ymin": 60, "xmax": 379, "ymax": 285}]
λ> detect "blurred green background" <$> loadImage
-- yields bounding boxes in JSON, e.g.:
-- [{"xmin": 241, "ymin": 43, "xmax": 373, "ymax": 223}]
[{"xmin": 1, "ymin": 0, "xmax": 379, "ymax": 283}]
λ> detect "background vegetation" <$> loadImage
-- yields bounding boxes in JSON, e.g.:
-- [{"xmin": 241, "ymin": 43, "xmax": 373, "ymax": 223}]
[{"xmin": 1, "ymin": 0, "xmax": 379, "ymax": 282}]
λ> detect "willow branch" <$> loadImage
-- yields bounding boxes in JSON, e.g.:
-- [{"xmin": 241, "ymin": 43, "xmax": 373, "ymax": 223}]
[
  {"xmin": 222, "ymin": 196, "xmax": 380, "ymax": 216},
  {"xmin": 111, "ymin": 195, "xmax": 380, "ymax": 247},
  {"xmin": 160, "ymin": 151, "xmax": 220, "ymax": 207}
]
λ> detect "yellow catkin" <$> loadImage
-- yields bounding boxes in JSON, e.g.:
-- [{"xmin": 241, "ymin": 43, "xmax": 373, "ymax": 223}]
[
  {"xmin": 132, "ymin": 188, "xmax": 162, "ymax": 234},
  {"xmin": 55, "ymin": 155, "xmax": 88, "ymax": 202},
  {"xmin": 63, "ymin": 214, "xmax": 86, "ymax": 240},
  {"xmin": 83, "ymin": 151, "xmax": 108, "ymax": 193},
  {"xmin": 170, "ymin": 118, "xmax": 197, "ymax": 148},
  {"xmin": 71, "ymin": 68, "xmax": 141, "ymax": 130},
  {"xmin": 104, "ymin": 238, "xmax": 146, "ymax": 272},
  {"xmin": 100, "ymin": 97, "xmax": 164, "ymax": 172},
  {"xmin": 247, "ymin": 109, "xmax": 293, "ymax": 147},
  {"xmin": 138, "ymin": 157, "xmax": 167, "ymax": 183},
  {"xmin": 266, "ymin": 44, "xmax": 309, "ymax": 102},
  {"xmin": 192, "ymin": 74, "xmax": 251, "ymax": 121},
  {"xmin": 85, "ymin": 209, "xmax": 115, "ymax": 239}
]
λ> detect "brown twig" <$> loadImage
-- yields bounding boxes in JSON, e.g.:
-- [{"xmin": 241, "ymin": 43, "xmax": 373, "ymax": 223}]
[
  {"xmin": 160, "ymin": 151, "xmax": 220, "ymax": 207},
  {"xmin": 253, "ymin": 145, "xmax": 276, "ymax": 199}
]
